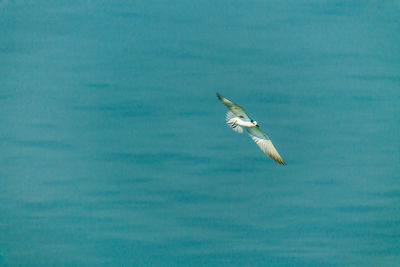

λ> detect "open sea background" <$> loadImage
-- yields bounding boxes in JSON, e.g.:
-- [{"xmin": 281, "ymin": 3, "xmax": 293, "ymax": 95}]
[{"xmin": 1, "ymin": 1, "xmax": 399, "ymax": 266}]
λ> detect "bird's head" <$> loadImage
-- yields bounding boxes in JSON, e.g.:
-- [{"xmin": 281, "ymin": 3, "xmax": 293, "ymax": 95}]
[{"xmin": 251, "ymin": 120, "xmax": 258, "ymax": 126}]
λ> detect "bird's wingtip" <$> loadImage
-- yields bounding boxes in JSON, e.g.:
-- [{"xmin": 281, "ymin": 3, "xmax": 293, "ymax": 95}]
[
  {"xmin": 277, "ymin": 158, "xmax": 287, "ymax": 165},
  {"xmin": 271, "ymin": 155, "xmax": 286, "ymax": 165}
]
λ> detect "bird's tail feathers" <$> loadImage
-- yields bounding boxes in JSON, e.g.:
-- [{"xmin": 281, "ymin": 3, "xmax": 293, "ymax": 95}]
[{"xmin": 225, "ymin": 111, "xmax": 243, "ymax": 134}]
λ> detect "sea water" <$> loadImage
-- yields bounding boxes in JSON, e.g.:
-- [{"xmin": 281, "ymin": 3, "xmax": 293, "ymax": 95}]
[{"xmin": 1, "ymin": 1, "xmax": 399, "ymax": 266}]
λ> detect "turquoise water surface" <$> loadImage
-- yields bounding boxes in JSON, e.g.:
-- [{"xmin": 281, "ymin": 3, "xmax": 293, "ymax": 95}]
[{"xmin": 1, "ymin": 1, "xmax": 399, "ymax": 266}]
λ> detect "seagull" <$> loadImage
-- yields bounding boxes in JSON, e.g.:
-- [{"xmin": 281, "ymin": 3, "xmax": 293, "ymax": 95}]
[{"xmin": 217, "ymin": 93, "xmax": 286, "ymax": 165}]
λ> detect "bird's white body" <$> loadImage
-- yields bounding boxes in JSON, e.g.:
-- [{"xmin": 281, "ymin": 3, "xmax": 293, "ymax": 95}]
[
  {"xmin": 227, "ymin": 117, "xmax": 255, "ymax": 127},
  {"xmin": 217, "ymin": 92, "xmax": 286, "ymax": 165}
]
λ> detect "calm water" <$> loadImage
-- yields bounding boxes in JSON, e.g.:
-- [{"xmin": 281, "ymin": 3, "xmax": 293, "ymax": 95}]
[{"xmin": 1, "ymin": 1, "xmax": 399, "ymax": 266}]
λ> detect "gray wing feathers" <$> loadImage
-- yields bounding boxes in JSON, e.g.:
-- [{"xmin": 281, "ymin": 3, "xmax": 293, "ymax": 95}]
[
  {"xmin": 217, "ymin": 93, "xmax": 250, "ymax": 121},
  {"xmin": 246, "ymin": 127, "xmax": 286, "ymax": 165}
]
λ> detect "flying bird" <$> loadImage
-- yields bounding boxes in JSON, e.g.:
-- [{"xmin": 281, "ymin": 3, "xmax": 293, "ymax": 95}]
[{"xmin": 217, "ymin": 93, "xmax": 286, "ymax": 165}]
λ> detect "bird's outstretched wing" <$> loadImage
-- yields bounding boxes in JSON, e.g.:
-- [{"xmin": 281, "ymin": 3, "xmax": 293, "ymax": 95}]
[
  {"xmin": 217, "ymin": 93, "xmax": 250, "ymax": 121},
  {"xmin": 246, "ymin": 126, "xmax": 286, "ymax": 165}
]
